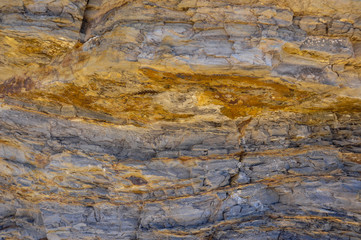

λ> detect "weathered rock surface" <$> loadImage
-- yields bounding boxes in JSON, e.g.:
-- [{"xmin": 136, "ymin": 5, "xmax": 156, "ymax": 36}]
[{"xmin": 0, "ymin": 0, "xmax": 360, "ymax": 239}]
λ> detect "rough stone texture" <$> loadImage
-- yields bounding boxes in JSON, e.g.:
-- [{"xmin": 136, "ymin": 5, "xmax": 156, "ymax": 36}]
[{"xmin": 0, "ymin": 0, "xmax": 361, "ymax": 239}]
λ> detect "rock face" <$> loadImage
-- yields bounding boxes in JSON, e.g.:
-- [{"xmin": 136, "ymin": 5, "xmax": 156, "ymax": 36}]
[{"xmin": 0, "ymin": 0, "xmax": 361, "ymax": 239}]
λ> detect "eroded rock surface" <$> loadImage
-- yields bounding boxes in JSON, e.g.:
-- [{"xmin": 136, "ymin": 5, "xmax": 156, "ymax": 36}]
[{"xmin": 0, "ymin": 0, "xmax": 360, "ymax": 239}]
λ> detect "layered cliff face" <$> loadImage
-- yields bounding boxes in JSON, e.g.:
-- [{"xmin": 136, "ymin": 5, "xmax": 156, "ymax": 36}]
[{"xmin": 0, "ymin": 1, "xmax": 361, "ymax": 239}]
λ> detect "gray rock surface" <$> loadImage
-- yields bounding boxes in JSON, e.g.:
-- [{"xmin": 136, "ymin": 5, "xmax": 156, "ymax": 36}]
[{"xmin": 0, "ymin": 0, "xmax": 360, "ymax": 239}]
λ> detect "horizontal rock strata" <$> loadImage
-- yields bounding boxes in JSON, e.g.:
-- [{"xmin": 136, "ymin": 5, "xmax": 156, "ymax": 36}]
[{"xmin": 0, "ymin": 0, "xmax": 360, "ymax": 239}]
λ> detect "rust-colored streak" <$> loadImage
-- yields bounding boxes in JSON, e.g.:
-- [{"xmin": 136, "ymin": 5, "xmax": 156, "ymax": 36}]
[
  {"xmin": 141, "ymin": 68, "xmax": 317, "ymax": 118},
  {"xmin": 4, "ymin": 67, "xmax": 360, "ymax": 125}
]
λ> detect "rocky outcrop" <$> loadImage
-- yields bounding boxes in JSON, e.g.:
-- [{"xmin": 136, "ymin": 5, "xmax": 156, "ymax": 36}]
[{"xmin": 0, "ymin": 0, "xmax": 360, "ymax": 239}]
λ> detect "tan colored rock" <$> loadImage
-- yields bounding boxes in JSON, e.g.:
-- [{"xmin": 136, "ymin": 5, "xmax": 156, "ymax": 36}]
[{"xmin": 0, "ymin": 0, "xmax": 361, "ymax": 239}]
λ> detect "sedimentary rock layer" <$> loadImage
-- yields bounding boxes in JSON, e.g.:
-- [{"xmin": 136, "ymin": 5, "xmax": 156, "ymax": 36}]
[{"xmin": 0, "ymin": 0, "xmax": 360, "ymax": 239}]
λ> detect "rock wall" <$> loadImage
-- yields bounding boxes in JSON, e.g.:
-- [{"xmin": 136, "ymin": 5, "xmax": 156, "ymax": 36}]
[{"xmin": 0, "ymin": 0, "xmax": 360, "ymax": 239}]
